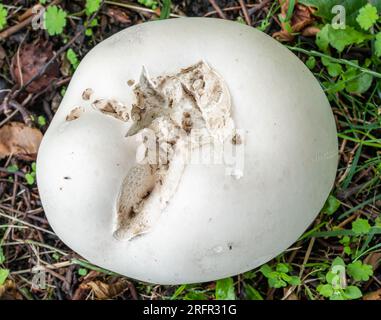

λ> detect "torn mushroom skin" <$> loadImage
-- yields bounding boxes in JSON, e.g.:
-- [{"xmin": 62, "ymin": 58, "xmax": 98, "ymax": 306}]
[
  {"xmin": 98, "ymin": 61, "xmax": 235, "ymax": 240},
  {"xmin": 64, "ymin": 61, "xmax": 236, "ymax": 241}
]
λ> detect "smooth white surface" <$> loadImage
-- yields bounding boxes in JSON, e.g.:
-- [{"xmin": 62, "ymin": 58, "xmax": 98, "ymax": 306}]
[{"xmin": 37, "ymin": 18, "xmax": 338, "ymax": 284}]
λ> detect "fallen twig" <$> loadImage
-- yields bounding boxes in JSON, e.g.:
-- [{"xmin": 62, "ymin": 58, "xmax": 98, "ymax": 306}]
[
  {"xmin": 208, "ymin": 0, "xmax": 227, "ymax": 19},
  {"xmin": 238, "ymin": 0, "xmax": 251, "ymax": 25}
]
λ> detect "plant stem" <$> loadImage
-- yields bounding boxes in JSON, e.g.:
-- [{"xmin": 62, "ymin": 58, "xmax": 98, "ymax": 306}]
[{"xmin": 287, "ymin": 46, "xmax": 381, "ymax": 79}]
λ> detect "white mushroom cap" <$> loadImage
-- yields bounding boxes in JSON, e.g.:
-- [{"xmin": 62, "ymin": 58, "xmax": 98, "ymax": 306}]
[{"xmin": 36, "ymin": 18, "xmax": 338, "ymax": 284}]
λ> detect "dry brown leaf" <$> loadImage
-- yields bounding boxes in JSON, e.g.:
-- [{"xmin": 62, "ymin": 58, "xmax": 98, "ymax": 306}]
[
  {"xmin": 363, "ymin": 289, "xmax": 381, "ymax": 300},
  {"xmin": 364, "ymin": 252, "xmax": 381, "ymax": 271},
  {"xmin": 273, "ymin": 0, "xmax": 316, "ymax": 42},
  {"xmin": 0, "ymin": 122, "xmax": 43, "ymax": 160},
  {"xmin": 81, "ymin": 278, "xmax": 129, "ymax": 300},
  {"xmin": 11, "ymin": 39, "xmax": 60, "ymax": 93},
  {"xmin": 301, "ymin": 26, "xmax": 320, "ymax": 37},
  {"xmin": 0, "ymin": 280, "xmax": 23, "ymax": 300},
  {"xmin": 107, "ymin": 7, "xmax": 131, "ymax": 25}
]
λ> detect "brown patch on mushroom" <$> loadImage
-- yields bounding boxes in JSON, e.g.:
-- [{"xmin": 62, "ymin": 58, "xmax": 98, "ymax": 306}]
[
  {"xmin": 232, "ymin": 133, "xmax": 242, "ymax": 145},
  {"xmin": 66, "ymin": 107, "xmax": 85, "ymax": 121},
  {"xmin": 92, "ymin": 99, "xmax": 129, "ymax": 122},
  {"xmin": 82, "ymin": 88, "xmax": 93, "ymax": 101},
  {"xmin": 182, "ymin": 112, "xmax": 193, "ymax": 134},
  {"xmin": 114, "ymin": 164, "xmax": 157, "ymax": 240}
]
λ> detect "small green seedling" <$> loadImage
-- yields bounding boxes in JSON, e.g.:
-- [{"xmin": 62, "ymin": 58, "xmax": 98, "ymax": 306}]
[
  {"xmin": 0, "ymin": 4, "xmax": 8, "ymax": 30},
  {"xmin": 138, "ymin": 0, "xmax": 158, "ymax": 10},
  {"xmin": 339, "ymin": 236, "xmax": 352, "ymax": 256},
  {"xmin": 85, "ymin": 0, "xmax": 101, "ymax": 16},
  {"xmin": 84, "ymin": 18, "xmax": 99, "ymax": 37},
  {"xmin": 352, "ymin": 218, "xmax": 372, "ymax": 235},
  {"xmin": 356, "ymin": 3, "xmax": 379, "ymax": 31},
  {"xmin": 44, "ymin": 5, "xmax": 67, "ymax": 36},
  {"xmin": 25, "ymin": 162, "xmax": 37, "ymax": 185},
  {"xmin": 78, "ymin": 268, "xmax": 88, "ymax": 276},
  {"xmin": 260, "ymin": 263, "xmax": 300, "ymax": 288},
  {"xmin": 6, "ymin": 164, "xmax": 19, "ymax": 174},
  {"xmin": 38, "ymin": 115, "xmax": 47, "ymax": 127},
  {"xmin": 347, "ymin": 260, "xmax": 373, "ymax": 282},
  {"xmin": 66, "ymin": 49, "xmax": 80, "ymax": 70},
  {"xmin": 317, "ymin": 257, "xmax": 372, "ymax": 300}
]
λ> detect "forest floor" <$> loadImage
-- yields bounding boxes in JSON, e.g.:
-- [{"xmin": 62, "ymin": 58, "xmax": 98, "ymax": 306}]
[{"xmin": 0, "ymin": 0, "xmax": 380, "ymax": 300}]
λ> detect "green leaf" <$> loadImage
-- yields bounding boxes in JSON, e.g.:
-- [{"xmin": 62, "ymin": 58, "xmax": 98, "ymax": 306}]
[
  {"xmin": 316, "ymin": 24, "xmax": 330, "ymax": 52},
  {"xmin": 352, "ymin": 218, "xmax": 371, "ymax": 235},
  {"xmin": 288, "ymin": 276, "xmax": 301, "ymax": 286},
  {"xmin": 67, "ymin": 49, "xmax": 80, "ymax": 69},
  {"xmin": 276, "ymin": 263, "xmax": 290, "ymax": 273},
  {"xmin": 78, "ymin": 268, "xmax": 88, "ymax": 276},
  {"xmin": 280, "ymin": 272, "xmax": 292, "ymax": 282},
  {"xmin": 327, "ymin": 25, "xmax": 370, "ymax": 52},
  {"xmin": 322, "ymin": 194, "xmax": 341, "ymax": 215},
  {"xmin": 323, "ymin": 60, "xmax": 343, "ymax": 77},
  {"xmin": 344, "ymin": 72, "xmax": 373, "ymax": 94},
  {"xmin": 215, "ymin": 278, "xmax": 235, "ymax": 300},
  {"xmin": 6, "ymin": 164, "xmax": 19, "ymax": 173},
  {"xmin": 343, "ymin": 286, "xmax": 362, "ymax": 299},
  {"xmin": 344, "ymin": 246, "xmax": 352, "ymax": 255},
  {"xmin": 89, "ymin": 18, "xmax": 99, "ymax": 27},
  {"xmin": 323, "ymin": 79, "xmax": 346, "ymax": 95},
  {"xmin": 330, "ymin": 290, "xmax": 346, "ymax": 300},
  {"xmin": 347, "ymin": 261, "xmax": 373, "ymax": 281},
  {"xmin": 38, "ymin": 115, "xmax": 46, "ymax": 127},
  {"xmin": 160, "ymin": 0, "xmax": 171, "ymax": 19},
  {"xmin": 268, "ymin": 276, "xmax": 287, "ymax": 288},
  {"xmin": 44, "ymin": 6, "xmax": 67, "ymax": 36},
  {"xmin": 317, "ymin": 284, "xmax": 334, "ymax": 298},
  {"xmin": 138, "ymin": 0, "xmax": 158, "ymax": 10},
  {"xmin": 31, "ymin": 162, "xmax": 37, "ymax": 173},
  {"xmin": 340, "ymin": 235, "xmax": 351, "ymax": 246},
  {"xmin": 244, "ymin": 284, "xmax": 263, "ymax": 300},
  {"xmin": 332, "ymin": 257, "xmax": 346, "ymax": 268},
  {"xmin": 0, "ymin": 4, "xmax": 8, "ymax": 30},
  {"xmin": 25, "ymin": 173, "xmax": 35, "ymax": 185},
  {"xmin": 356, "ymin": 3, "xmax": 379, "ymax": 30},
  {"xmin": 0, "ymin": 269, "xmax": 9, "ymax": 285},
  {"xmin": 85, "ymin": 28, "xmax": 93, "ymax": 37},
  {"xmin": 259, "ymin": 264, "xmax": 273, "ymax": 278},
  {"xmin": 375, "ymin": 32, "xmax": 381, "ymax": 57},
  {"xmin": 0, "ymin": 246, "xmax": 5, "ymax": 264},
  {"xmin": 305, "ymin": 56, "xmax": 316, "ymax": 69},
  {"xmin": 85, "ymin": 0, "xmax": 101, "ymax": 16}
]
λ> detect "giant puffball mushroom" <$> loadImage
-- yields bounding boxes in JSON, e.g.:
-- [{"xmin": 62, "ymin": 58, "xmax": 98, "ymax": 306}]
[{"xmin": 36, "ymin": 18, "xmax": 338, "ymax": 284}]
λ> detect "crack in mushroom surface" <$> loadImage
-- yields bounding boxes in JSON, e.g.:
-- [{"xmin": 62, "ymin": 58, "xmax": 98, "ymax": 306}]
[{"xmin": 115, "ymin": 61, "xmax": 236, "ymax": 241}]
